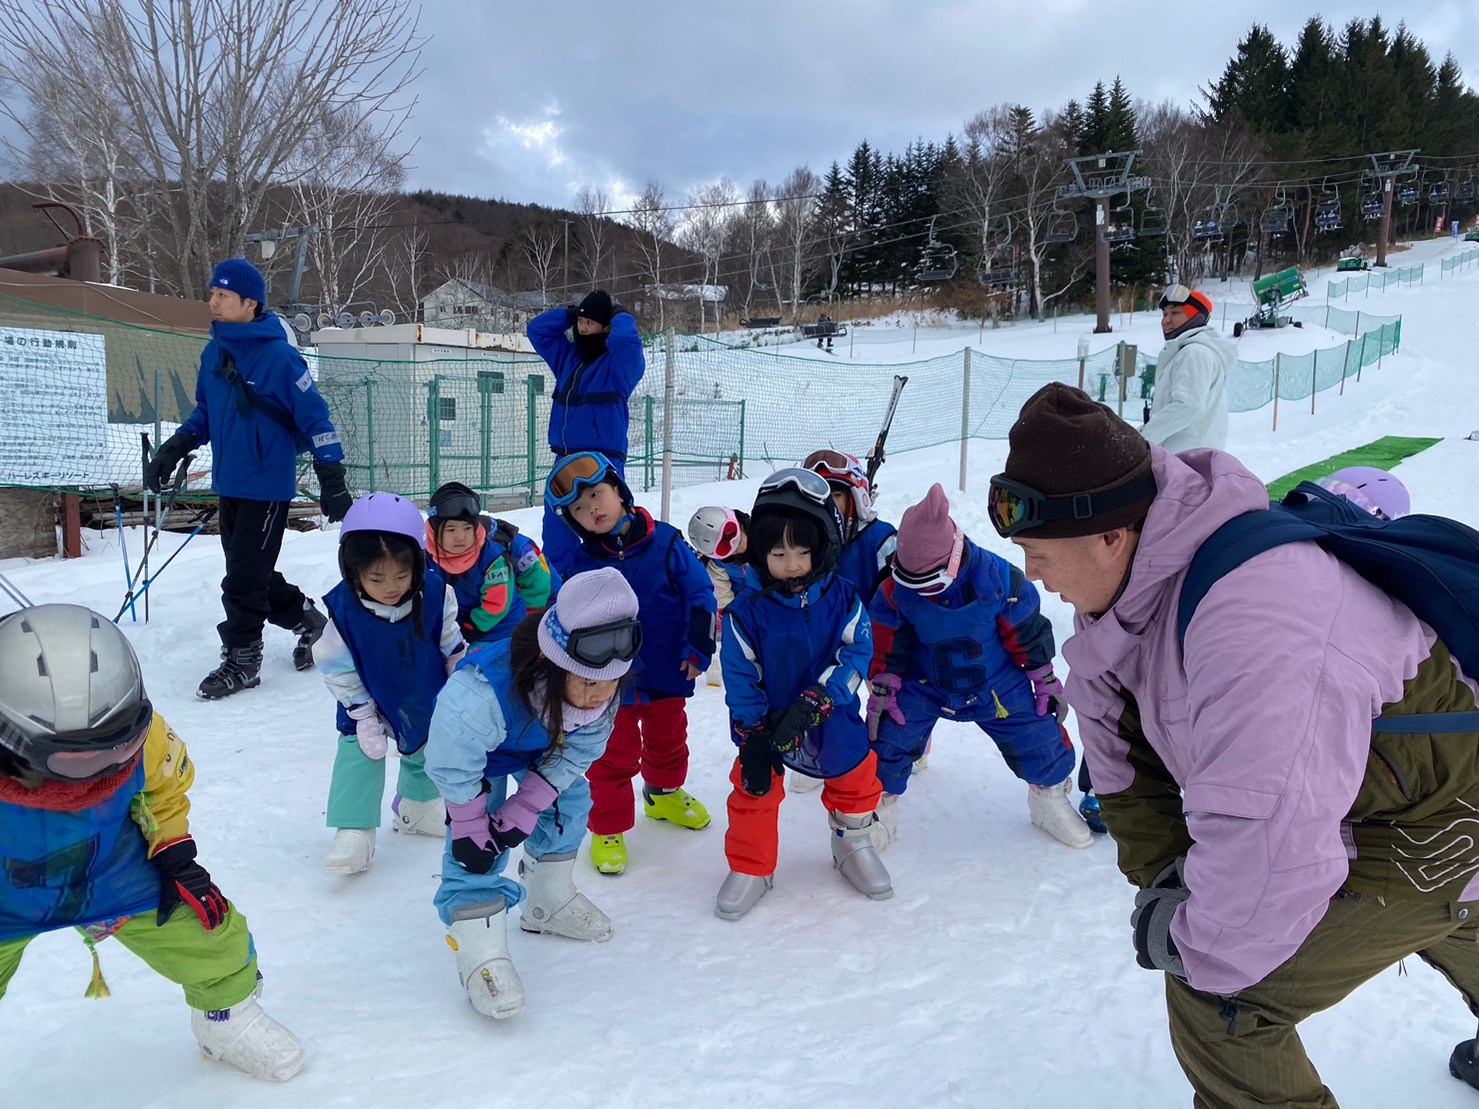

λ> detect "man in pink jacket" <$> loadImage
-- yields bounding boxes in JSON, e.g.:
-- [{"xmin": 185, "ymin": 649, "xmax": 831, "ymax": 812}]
[{"xmin": 988, "ymin": 382, "xmax": 1479, "ymax": 1107}]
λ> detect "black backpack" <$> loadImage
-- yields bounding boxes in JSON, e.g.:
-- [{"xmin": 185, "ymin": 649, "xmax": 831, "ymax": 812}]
[{"xmin": 1178, "ymin": 482, "xmax": 1479, "ymax": 735}]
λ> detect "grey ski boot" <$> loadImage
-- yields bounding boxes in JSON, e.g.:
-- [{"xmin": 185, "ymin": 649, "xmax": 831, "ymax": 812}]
[
  {"xmin": 715, "ymin": 872, "xmax": 774, "ymax": 920},
  {"xmin": 829, "ymin": 810, "xmax": 893, "ymax": 900}
]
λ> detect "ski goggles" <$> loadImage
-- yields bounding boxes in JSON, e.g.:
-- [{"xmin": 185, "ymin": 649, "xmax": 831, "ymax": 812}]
[
  {"xmin": 986, "ymin": 472, "xmax": 1159, "ymax": 538},
  {"xmin": 546, "ymin": 611, "xmax": 644, "ymax": 668},
  {"xmin": 802, "ymin": 449, "xmax": 861, "ymax": 484},
  {"xmin": 758, "ymin": 467, "xmax": 833, "ymax": 506},
  {"xmin": 428, "ymin": 489, "xmax": 481, "ymax": 521},
  {"xmin": 1158, "ymin": 285, "xmax": 1213, "ymax": 316},
  {"xmin": 16, "ymin": 697, "xmax": 154, "ymax": 782},
  {"xmin": 892, "ymin": 528, "xmax": 965, "ymax": 596},
  {"xmin": 546, "ymin": 453, "xmax": 614, "ymax": 508}
]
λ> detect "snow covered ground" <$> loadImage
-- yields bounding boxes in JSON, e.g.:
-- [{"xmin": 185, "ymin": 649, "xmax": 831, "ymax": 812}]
[{"xmin": 3, "ymin": 234, "xmax": 1477, "ymax": 1107}]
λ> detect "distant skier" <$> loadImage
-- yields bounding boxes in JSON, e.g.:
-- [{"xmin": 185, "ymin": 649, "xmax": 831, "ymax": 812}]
[
  {"xmin": 526, "ymin": 291, "xmax": 646, "ymax": 574},
  {"xmin": 0, "ymin": 605, "xmax": 305, "ymax": 1081},
  {"xmin": 816, "ymin": 313, "xmax": 835, "ymax": 351}
]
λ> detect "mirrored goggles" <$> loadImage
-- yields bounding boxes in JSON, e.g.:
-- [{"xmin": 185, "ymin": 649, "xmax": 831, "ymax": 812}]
[
  {"xmin": 36, "ymin": 698, "xmax": 153, "ymax": 782},
  {"xmin": 428, "ymin": 491, "xmax": 481, "ymax": 521},
  {"xmin": 892, "ymin": 529, "xmax": 965, "ymax": 596},
  {"xmin": 758, "ymin": 467, "xmax": 832, "ymax": 506},
  {"xmin": 547, "ymin": 453, "xmax": 611, "ymax": 507},
  {"xmin": 986, "ymin": 472, "xmax": 1157, "ymax": 538}
]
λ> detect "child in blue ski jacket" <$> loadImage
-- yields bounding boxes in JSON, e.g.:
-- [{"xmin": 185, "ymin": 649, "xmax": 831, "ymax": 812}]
[
  {"xmin": 427, "ymin": 568, "xmax": 640, "ymax": 1020},
  {"xmin": 527, "ymin": 290, "xmax": 646, "ymax": 573},
  {"xmin": 866, "ymin": 483, "xmax": 1090, "ymax": 849},
  {"xmin": 803, "ymin": 449, "xmax": 898, "ymax": 606},
  {"xmin": 545, "ymin": 452, "xmax": 717, "ymax": 876},
  {"xmin": 314, "ymin": 494, "xmax": 465, "ymax": 875},
  {"xmin": 715, "ymin": 468, "xmax": 891, "ymax": 920},
  {"xmin": 425, "ymin": 481, "xmax": 559, "ymax": 644}
]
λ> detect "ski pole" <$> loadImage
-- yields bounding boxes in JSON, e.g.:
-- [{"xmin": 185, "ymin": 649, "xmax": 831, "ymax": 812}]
[
  {"xmin": 112, "ymin": 505, "xmax": 217, "ymax": 624},
  {"xmin": 111, "ymin": 484, "xmax": 136, "ymax": 624},
  {"xmin": 0, "ymin": 571, "xmax": 33, "ymax": 611},
  {"xmin": 140, "ymin": 434, "xmax": 152, "ymax": 623},
  {"xmin": 118, "ymin": 453, "xmax": 194, "ymax": 623}
]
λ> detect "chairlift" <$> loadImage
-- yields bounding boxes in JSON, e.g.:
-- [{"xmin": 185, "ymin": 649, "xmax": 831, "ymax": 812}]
[
  {"xmin": 1428, "ymin": 171, "xmax": 1451, "ymax": 206},
  {"xmin": 977, "ymin": 264, "xmax": 1019, "ymax": 288},
  {"xmin": 1140, "ymin": 193, "xmax": 1168, "ymax": 238},
  {"xmin": 1044, "ymin": 205, "xmax": 1078, "ymax": 244},
  {"xmin": 976, "ymin": 215, "xmax": 1015, "ymax": 287},
  {"xmin": 1360, "ymin": 191, "xmax": 1383, "ymax": 222},
  {"xmin": 1458, "ymin": 173, "xmax": 1477, "ymax": 204},
  {"xmin": 916, "ymin": 215, "xmax": 958, "ymax": 282},
  {"xmin": 1259, "ymin": 186, "xmax": 1292, "ymax": 235},
  {"xmin": 1397, "ymin": 181, "xmax": 1419, "ymax": 207},
  {"xmin": 1314, "ymin": 179, "xmax": 1343, "ymax": 232},
  {"xmin": 1104, "ymin": 199, "xmax": 1135, "ymax": 244}
]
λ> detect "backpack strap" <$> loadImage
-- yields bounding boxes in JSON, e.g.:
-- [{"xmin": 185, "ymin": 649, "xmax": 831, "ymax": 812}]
[{"xmin": 218, "ymin": 351, "xmax": 309, "ymax": 451}]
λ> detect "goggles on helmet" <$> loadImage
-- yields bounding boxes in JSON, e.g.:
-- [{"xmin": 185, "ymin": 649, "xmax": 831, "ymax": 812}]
[
  {"xmin": 11, "ymin": 696, "xmax": 155, "ymax": 782},
  {"xmin": 546, "ymin": 611, "xmax": 644, "ymax": 668},
  {"xmin": 758, "ymin": 467, "xmax": 833, "ymax": 506},
  {"xmin": 892, "ymin": 529, "xmax": 965, "ymax": 597},
  {"xmin": 986, "ymin": 472, "xmax": 1159, "ymax": 538},
  {"xmin": 428, "ymin": 489, "xmax": 481, "ymax": 521},
  {"xmin": 1158, "ymin": 285, "xmax": 1212, "ymax": 316},
  {"xmin": 803, "ymin": 449, "xmax": 862, "ymax": 484},
  {"xmin": 547, "ymin": 453, "xmax": 614, "ymax": 508}
]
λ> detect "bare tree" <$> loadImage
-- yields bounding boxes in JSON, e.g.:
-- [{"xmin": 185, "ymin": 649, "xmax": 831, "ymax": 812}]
[
  {"xmin": 573, "ymin": 185, "xmax": 612, "ymax": 290},
  {"xmin": 731, "ymin": 179, "xmax": 776, "ymax": 320},
  {"xmin": 518, "ymin": 222, "xmax": 562, "ymax": 307},
  {"xmin": 0, "ymin": 0, "xmax": 422, "ymax": 297},
  {"xmin": 678, "ymin": 178, "xmax": 736, "ymax": 332},
  {"xmin": 1005, "ymin": 110, "xmax": 1093, "ymax": 317},
  {"xmin": 385, "ymin": 222, "xmax": 431, "ymax": 322},
  {"xmin": 949, "ymin": 107, "xmax": 1016, "ymax": 276},
  {"xmin": 772, "ymin": 167, "xmax": 819, "ymax": 316},
  {"xmin": 630, "ymin": 181, "xmax": 674, "ymax": 328}
]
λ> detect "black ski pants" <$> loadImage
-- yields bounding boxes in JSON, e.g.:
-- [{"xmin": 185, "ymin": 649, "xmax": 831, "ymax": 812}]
[{"xmin": 217, "ymin": 496, "xmax": 306, "ymax": 648}]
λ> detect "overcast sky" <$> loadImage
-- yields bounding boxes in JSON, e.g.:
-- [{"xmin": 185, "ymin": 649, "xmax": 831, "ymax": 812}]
[{"xmin": 404, "ymin": 1, "xmax": 1479, "ymax": 212}]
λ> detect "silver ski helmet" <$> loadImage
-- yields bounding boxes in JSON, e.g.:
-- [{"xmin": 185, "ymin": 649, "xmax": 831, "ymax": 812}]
[
  {"xmin": 0, "ymin": 604, "xmax": 153, "ymax": 782},
  {"xmin": 338, "ymin": 493, "xmax": 427, "ymax": 594},
  {"xmin": 687, "ymin": 506, "xmax": 744, "ymax": 560}
]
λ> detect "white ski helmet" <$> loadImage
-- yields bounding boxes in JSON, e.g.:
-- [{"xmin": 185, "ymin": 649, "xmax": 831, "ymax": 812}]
[
  {"xmin": 802, "ymin": 449, "xmax": 877, "ymax": 537},
  {"xmin": 0, "ymin": 604, "xmax": 153, "ymax": 782},
  {"xmin": 687, "ymin": 506, "xmax": 743, "ymax": 560}
]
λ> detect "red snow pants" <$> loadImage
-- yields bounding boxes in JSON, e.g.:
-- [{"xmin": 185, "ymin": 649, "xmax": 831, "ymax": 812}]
[
  {"xmin": 724, "ymin": 750, "xmax": 884, "ymax": 877},
  {"xmin": 587, "ymin": 697, "xmax": 690, "ymax": 835}
]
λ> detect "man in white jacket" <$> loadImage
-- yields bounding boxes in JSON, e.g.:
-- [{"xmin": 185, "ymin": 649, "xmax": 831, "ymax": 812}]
[{"xmin": 1140, "ymin": 286, "xmax": 1237, "ymax": 452}]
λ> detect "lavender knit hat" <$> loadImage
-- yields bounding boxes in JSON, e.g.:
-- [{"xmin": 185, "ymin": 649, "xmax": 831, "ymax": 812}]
[{"xmin": 537, "ymin": 567, "xmax": 640, "ymax": 681}]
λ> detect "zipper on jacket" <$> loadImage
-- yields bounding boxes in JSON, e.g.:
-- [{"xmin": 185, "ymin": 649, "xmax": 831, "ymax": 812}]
[{"xmin": 1369, "ymin": 742, "xmax": 1414, "ymax": 802}]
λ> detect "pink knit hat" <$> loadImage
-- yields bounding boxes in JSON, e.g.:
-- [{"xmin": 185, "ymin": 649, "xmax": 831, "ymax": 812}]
[{"xmin": 896, "ymin": 483, "xmax": 960, "ymax": 574}]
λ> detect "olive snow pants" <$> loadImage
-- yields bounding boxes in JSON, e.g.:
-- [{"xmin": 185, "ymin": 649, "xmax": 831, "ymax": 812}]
[
  {"xmin": 0, "ymin": 904, "xmax": 259, "ymax": 1012},
  {"xmin": 1165, "ymin": 890, "xmax": 1479, "ymax": 1108}
]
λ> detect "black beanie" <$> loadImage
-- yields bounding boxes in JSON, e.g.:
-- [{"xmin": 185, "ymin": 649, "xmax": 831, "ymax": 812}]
[
  {"xmin": 577, "ymin": 290, "xmax": 613, "ymax": 327},
  {"xmin": 1001, "ymin": 383, "xmax": 1156, "ymax": 537}
]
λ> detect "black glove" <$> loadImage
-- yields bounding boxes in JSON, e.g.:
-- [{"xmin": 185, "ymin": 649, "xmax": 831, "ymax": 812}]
[
  {"xmin": 314, "ymin": 460, "xmax": 353, "ymax": 523},
  {"xmin": 144, "ymin": 432, "xmax": 194, "ymax": 494},
  {"xmin": 738, "ymin": 733, "xmax": 781, "ymax": 797},
  {"xmin": 152, "ymin": 837, "xmax": 229, "ymax": 930},
  {"xmin": 1131, "ymin": 858, "xmax": 1190, "ymax": 979},
  {"xmin": 450, "ymin": 834, "xmax": 501, "ymax": 875},
  {"xmin": 768, "ymin": 685, "xmax": 833, "ymax": 755}
]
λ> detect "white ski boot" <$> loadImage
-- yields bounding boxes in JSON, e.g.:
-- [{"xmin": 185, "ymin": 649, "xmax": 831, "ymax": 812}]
[
  {"xmin": 789, "ymin": 770, "xmax": 823, "ymax": 793},
  {"xmin": 518, "ymin": 851, "xmax": 613, "ymax": 942},
  {"xmin": 447, "ymin": 903, "xmax": 525, "ymax": 1019},
  {"xmin": 829, "ymin": 811, "xmax": 893, "ymax": 900},
  {"xmin": 870, "ymin": 793, "xmax": 900, "ymax": 853},
  {"xmin": 391, "ymin": 794, "xmax": 446, "ymax": 837},
  {"xmin": 191, "ymin": 996, "xmax": 306, "ymax": 1081},
  {"xmin": 324, "ymin": 828, "xmax": 375, "ymax": 875},
  {"xmin": 1028, "ymin": 779, "xmax": 1093, "ymax": 849},
  {"xmin": 715, "ymin": 871, "xmax": 774, "ymax": 920}
]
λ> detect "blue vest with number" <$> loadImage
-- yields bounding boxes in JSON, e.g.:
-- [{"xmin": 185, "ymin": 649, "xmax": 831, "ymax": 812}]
[
  {"xmin": 460, "ymin": 637, "xmax": 557, "ymax": 780},
  {"xmin": 325, "ymin": 572, "xmax": 449, "ymax": 755},
  {"xmin": 0, "ymin": 759, "xmax": 158, "ymax": 941}
]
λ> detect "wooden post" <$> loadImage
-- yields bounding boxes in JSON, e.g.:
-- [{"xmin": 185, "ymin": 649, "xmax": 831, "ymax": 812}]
[
  {"xmin": 60, "ymin": 494, "xmax": 82, "ymax": 558},
  {"xmin": 958, "ymin": 348, "xmax": 971, "ymax": 493},
  {"xmin": 1272, "ymin": 353, "xmax": 1281, "ymax": 431}
]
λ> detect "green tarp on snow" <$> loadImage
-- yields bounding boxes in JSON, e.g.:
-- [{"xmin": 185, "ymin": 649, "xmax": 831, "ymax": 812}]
[{"xmin": 1267, "ymin": 435, "xmax": 1443, "ymax": 501}]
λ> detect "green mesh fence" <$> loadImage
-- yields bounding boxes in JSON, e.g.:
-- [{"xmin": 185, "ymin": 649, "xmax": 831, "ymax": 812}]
[
  {"xmin": 1327, "ymin": 263, "xmax": 1425, "ymax": 300},
  {"xmin": 0, "ymin": 291, "xmax": 1403, "ymax": 503},
  {"xmin": 1441, "ymin": 248, "xmax": 1479, "ymax": 276}
]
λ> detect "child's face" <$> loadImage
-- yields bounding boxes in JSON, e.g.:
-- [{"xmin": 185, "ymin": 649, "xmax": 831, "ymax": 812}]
[
  {"xmin": 568, "ymin": 481, "xmax": 626, "ymax": 535},
  {"xmin": 766, "ymin": 536, "xmax": 813, "ymax": 589},
  {"xmin": 360, "ymin": 555, "xmax": 414, "ymax": 606},
  {"xmin": 565, "ymin": 673, "xmax": 620, "ymax": 710},
  {"xmin": 831, "ymin": 491, "xmax": 850, "ymax": 520},
  {"xmin": 438, "ymin": 519, "xmax": 478, "ymax": 556}
]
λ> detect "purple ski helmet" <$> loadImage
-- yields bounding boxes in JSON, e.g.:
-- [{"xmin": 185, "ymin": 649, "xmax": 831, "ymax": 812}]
[
  {"xmin": 1318, "ymin": 466, "xmax": 1411, "ymax": 520},
  {"xmin": 338, "ymin": 493, "xmax": 428, "ymax": 593}
]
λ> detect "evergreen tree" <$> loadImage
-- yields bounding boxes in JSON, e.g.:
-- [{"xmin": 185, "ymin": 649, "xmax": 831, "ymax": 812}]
[
  {"xmin": 1079, "ymin": 82, "xmax": 1110, "ymax": 153},
  {"xmin": 1205, "ymin": 23, "xmax": 1292, "ymax": 132},
  {"xmin": 1105, "ymin": 77, "xmax": 1138, "ymax": 150}
]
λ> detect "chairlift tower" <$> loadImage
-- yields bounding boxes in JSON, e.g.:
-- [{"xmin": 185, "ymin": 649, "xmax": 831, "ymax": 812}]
[
  {"xmin": 1364, "ymin": 150, "xmax": 1419, "ymax": 267},
  {"xmin": 1060, "ymin": 150, "xmax": 1148, "ymax": 334}
]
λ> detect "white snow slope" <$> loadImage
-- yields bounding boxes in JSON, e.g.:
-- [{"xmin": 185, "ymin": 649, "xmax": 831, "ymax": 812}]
[{"xmin": 3, "ymin": 236, "xmax": 1477, "ymax": 1108}]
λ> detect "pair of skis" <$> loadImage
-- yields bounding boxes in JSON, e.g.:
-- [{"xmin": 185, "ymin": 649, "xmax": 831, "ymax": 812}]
[{"xmin": 864, "ymin": 375, "xmax": 909, "ymax": 489}]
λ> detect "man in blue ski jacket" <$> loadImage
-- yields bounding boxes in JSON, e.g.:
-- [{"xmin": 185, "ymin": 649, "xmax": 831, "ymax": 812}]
[
  {"xmin": 526, "ymin": 290, "xmax": 646, "ymax": 573},
  {"xmin": 144, "ymin": 259, "xmax": 353, "ymax": 700}
]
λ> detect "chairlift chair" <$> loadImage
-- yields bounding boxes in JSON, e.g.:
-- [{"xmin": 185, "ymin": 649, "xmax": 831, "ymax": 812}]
[
  {"xmin": 916, "ymin": 215, "xmax": 958, "ymax": 282},
  {"xmin": 1314, "ymin": 179, "xmax": 1343, "ymax": 232},
  {"xmin": 977, "ymin": 264, "xmax": 1018, "ymax": 288},
  {"xmin": 1140, "ymin": 199, "xmax": 1168, "ymax": 238},
  {"xmin": 1458, "ymin": 174, "xmax": 1477, "ymax": 204},
  {"xmin": 1104, "ymin": 200, "xmax": 1136, "ymax": 244},
  {"xmin": 1360, "ymin": 191, "xmax": 1383, "ymax": 222},
  {"xmin": 1398, "ymin": 182, "xmax": 1419, "ymax": 207},
  {"xmin": 1429, "ymin": 174, "xmax": 1451, "ymax": 206},
  {"xmin": 1044, "ymin": 206, "xmax": 1078, "ymax": 244},
  {"xmin": 1259, "ymin": 186, "xmax": 1292, "ymax": 235},
  {"xmin": 1192, "ymin": 206, "xmax": 1224, "ymax": 241}
]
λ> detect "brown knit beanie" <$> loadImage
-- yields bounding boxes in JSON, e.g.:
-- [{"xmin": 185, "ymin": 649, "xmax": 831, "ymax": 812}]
[{"xmin": 1001, "ymin": 383, "xmax": 1156, "ymax": 538}]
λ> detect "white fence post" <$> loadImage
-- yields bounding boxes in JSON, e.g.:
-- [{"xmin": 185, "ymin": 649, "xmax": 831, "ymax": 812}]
[
  {"xmin": 959, "ymin": 347, "xmax": 971, "ymax": 493},
  {"xmin": 660, "ymin": 330, "xmax": 676, "ymax": 523}
]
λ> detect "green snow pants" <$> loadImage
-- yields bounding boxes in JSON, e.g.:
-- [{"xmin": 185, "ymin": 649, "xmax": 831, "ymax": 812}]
[
  {"xmin": 326, "ymin": 734, "xmax": 439, "ymax": 829},
  {"xmin": 0, "ymin": 902, "xmax": 259, "ymax": 1012},
  {"xmin": 1165, "ymin": 890, "xmax": 1479, "ymax": 1108}
]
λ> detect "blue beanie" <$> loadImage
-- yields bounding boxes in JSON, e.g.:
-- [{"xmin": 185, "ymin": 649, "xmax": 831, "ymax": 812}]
[{"xmin": 209, "ymin": 258, "xmax": 267, "ymax": 308}]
